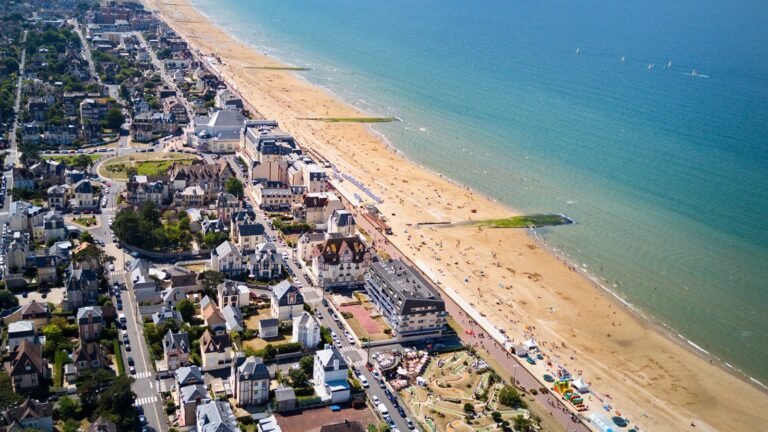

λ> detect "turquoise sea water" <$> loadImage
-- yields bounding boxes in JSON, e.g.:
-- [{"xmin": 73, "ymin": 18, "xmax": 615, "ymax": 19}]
[{"xmin": 189, "ymin": 0, "xmax": 768, "ymax": 383}]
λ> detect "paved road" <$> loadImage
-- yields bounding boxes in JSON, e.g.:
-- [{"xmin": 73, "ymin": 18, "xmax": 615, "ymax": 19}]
[
  {"xmin": 215, "ymin": 156, "xmax": 413, "ymax": 431},
  {"xmin": 91, "ymin": 171, "xmax": 168, "ymax": 432}
]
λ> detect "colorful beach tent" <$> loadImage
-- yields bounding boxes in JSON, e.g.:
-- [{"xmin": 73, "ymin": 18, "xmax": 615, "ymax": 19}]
[{"xmin": 572, "ymin": 378, "xmax": 590, "ymax": 393}]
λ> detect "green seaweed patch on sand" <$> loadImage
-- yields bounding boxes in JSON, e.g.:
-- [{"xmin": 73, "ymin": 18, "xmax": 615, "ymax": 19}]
[
  {"xmin": 472, "ymin": 214, "xmax": 574, "ymax": 228},
  {"xmin": 297, "ymin": 117, "xmax": 398, "ymax": 123}
]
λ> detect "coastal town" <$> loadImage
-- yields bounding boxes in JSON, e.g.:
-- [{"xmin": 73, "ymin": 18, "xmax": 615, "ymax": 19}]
[{"xmin": 0, "ymin": 1, "xmax": 765, "ymax": 432}]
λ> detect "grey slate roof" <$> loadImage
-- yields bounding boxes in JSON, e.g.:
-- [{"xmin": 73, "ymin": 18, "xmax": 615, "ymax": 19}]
[
  {"xmin": 235, "ymin": 355, "xmax": 270, "ymax": 381},
  {"xmin": 175, "ymin": 365, "xmax": 204, "ymax": 387},
  {"xmin": 196, "ymin": 400, "xmax": 239, "ymax": 432},
  {"xmin": 237, "ymin": 223, "xmax": 264, "ymax": 237},
  {"xmin": 164, "ymin": 330, "xmax": 190, "ymax": 354},
  {"xmin": 316, "ymin": 347, "xmax": 348, "ymax": 372},
  {"xmin": 271, "ymin": 280, "xmax": 302, "ymax": 306}
]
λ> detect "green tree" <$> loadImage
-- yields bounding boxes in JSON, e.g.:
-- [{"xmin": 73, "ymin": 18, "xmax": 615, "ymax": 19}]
[
  {"xmin": 0, "ymin": 290, "xmax": 19, "ymax": 309},
  {"xmin": 77, "ymin": 369, "xmax": 113, "ymax": 408},
  {"xmin": 175, "ymin": 299, "xmax": 195, "ymax": 322},
  {"xmin": 299, "ymin": 355, "xmax": 314, "ymax": 375},
  {"xmin": 103, "ymin": 108, "xmax": 125, "ymax": 130},
  {"xmin": 0, "ymin": 372, "xmax": 23, "ymax": 410},
  {"xmin": 79, "ymin": 231, "xmax": 94, "ymax": 243},
  {"xmin": 513, "ymin": 415, "xmax": 533, "ymax": 431},
  {"xmin": 96, "ymin": 375, "xmax": 137, "ymax": 430},
  {"xmin": 202, "ymin": 231, "xmax": 230, "ymax": 249},
  {"xmin": 200, "ymin": 271, "xmax": 225, "ymax": 297},
  {"xmin": 73, "ymin": 154, "xmax": 94, "ymax": 169},
  {"xmin": 491, "ymin": 411, "xmax": 503, "ymax": 423},
  {"xmin": 497, "ymin": 385, "xmax": 525, "ymax": 409},
  {"xmin": 289, "ymin": 368, "xmax": 308, "ymax": 388},
  {"xmin": 57, "ymin": 396, "xmax": 80, "ymax": 420},
  {"xmin": 224, "ymin": 177, "xmax": 244, "ymax": 198},
  {"xmin": 463, "ymin": 402, "xmax": 475, "ymax": 414}
]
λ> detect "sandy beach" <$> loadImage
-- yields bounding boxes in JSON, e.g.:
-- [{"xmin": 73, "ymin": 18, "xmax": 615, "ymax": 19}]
[{"xmin": 144, "ymin": 0, "xmax": 768, "ymax": 430}]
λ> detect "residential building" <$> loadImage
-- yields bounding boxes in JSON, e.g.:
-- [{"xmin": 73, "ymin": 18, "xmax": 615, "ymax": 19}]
[
  {"xmin": 199, "ymin": 329, "xmax": 232, "ymax": 370},
  {"xmin": 10, "ymin": 341, "xmax": 50, "ymax": 391},
  {"xmin": 215, "ymin": 88, "xmax": 243, "ymax": 111},
  {"xmin": 163, "ymin": 330, "xmax": 191, "ymax": 371},
  {"xmin": 232, "ymin": 221, "xmax": 264, "ymax": 252},
  {"xmin": 42, "ymin": 211, "xmax": 67, "ymax": 243},
  {"xmin": 77, "ymin": 306, "xmax": 104, "ymax": 342},
  {"xmin": 313, "ymin": 347, "xmax": 350, "ymax": 403},
  {"xmin": 72, "ymin": 341, "xmax": 108, "ymax": 376},
  {"xmin": 308, "ymin": 234, "xmax": 371, "ymax": 290},
  {"xmin": 2, "ymin": 301, "xmax": 49, "ymax": 333},
  {"xmin": 231, "ymin": 353, "xmax": 270, "ymax": 407},
  {"xmin": 63, "ymin": 268, "xmax": 99, "ymax": 310},
  {"xmin": 216, "ymin": 280, "xmax": 244, "ymax": 309},
  {"xmin": 178, "ymin": 383, "xmax": 209, "ymax": 427},
  {"xmin": 292, "ymin": 312, "xmax": 321, "ymax": 349},
  {"xmin": 168, "ymin": 160, "xmax": 233, "ymax": 202},
  {"xmin": 210, "ymin": 240, "xmax": 243, "ymax": 277},
  {"xmin": 4, "ymin": 399, "xmax": 53, "ymax": 432},
  {"xmin": 71, "ymin": 180, "xmax": 99, "ymax": 210},
  {"xmin": 327, "ymin": 209, "xmax": 356, "ymax": 236},
  {"xmin": 7, "ymin": 321, "xmax": 35, "ymax": 352},
  {"xmin": 270, "ymin": 281, "xmax": 304, "ymax": 321},
  {"xmin": 175, "ymin": 365, "xmax": 207, "ymax": 427},
  {"xmin": 246, "ymin": 242, "xmax": 284, "ymax": 281},
  {"xmin": 222, "ymin": 305, "xmax": 243, "ymax": 332},
  {"xmin": 365, "ymin": 259, "xmax": 447, "ymax": 337},
  {"xmin": 215, "ymin": 192, "xmax": 240, "ymax": 221},
  {"xmin": 258, "ymin": 319, "xmax": 279, "ymax": 339},
  {"xmin": 195, "ymin": 400, "xmax": 241, "ymax": 432},
  {"xmin": 46, "ymin": 184, "xmax": 71, "ymax": 210},
  {"xmin": 152, "ymin": 306, "xmax": 183, "ymax": 326},
  {"xmin": 125, "ymin": 175, "xmax": 168, "ymax": 206}
]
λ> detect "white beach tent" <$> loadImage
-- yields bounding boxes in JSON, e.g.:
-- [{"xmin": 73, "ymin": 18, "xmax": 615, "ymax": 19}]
[
  {"xmin": 524, "ymin": 338, "xmax": 538, "ymax": 350},
  {"xmin": 514, "ymin": 344, "xmax": 529, "ymax": 357},
  {"xmin": 572, "ymin": 378, "xmax": 590, "ymax": 393}
]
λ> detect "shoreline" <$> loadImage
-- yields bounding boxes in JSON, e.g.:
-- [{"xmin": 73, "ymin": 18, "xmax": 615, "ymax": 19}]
[
  {"xmin": 184, "ymin": 0, "xmax": 764, "ymax": 392},
  {"xmin": 145, "ymin": 0, "xmax": 768, "ymax": 430},
  {"xmin": 529, "ymin": 227, "xmax": 768, "ymax": 391}
]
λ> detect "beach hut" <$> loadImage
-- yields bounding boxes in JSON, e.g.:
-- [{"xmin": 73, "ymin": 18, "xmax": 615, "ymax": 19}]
[{"xmin": 572, "ymin": 378, "xmax": 590, "ymax": 394}]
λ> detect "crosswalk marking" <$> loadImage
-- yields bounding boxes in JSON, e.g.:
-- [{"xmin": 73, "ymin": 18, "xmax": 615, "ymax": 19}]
[
  {"xmin": 338, "ymin": 345, "xmax": 359, "ymax": 354},
  {"xmin": 110, "ymin": 270, "xmax": 126, "ymax": 277},
  {"xmin": 133, "ymin": 370, "xmax": 153, "ymax": 379},
  {"xmin": 134, "ymin": 395, "xmax": 158, "ymax": 406}
]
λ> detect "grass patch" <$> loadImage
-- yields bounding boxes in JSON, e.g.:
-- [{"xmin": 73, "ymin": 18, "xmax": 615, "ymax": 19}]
[
  {"xmin": 100, "ymin": 152, "xmax": 199, "ymax": 179},
  {"xmin": 43, "ymin": 154, "xmax": 101, "ymax": 164},
  {"xmin": 298, "ymin": 117, "xmax": 398, "ymax": 123},
  {"xmin": 113, "ymin": 340, "xmax": 125, "ymax": 375},
  {"xmin": 471, "ymin": 214, "xmax": 573, "ymax": 228},
  {"xmin": 72, "ymin": 217, "xmax": 98, "ymax": 227}
]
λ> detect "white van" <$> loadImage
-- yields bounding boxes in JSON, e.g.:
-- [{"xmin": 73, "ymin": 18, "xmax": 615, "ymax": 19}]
[
  {"xmin": 377, "ymin": 403, "xmax": 389, "ymax": 417},
  {"xmin": 359, "ymin": 376, "xmax": 369, "ymax": 388}
]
